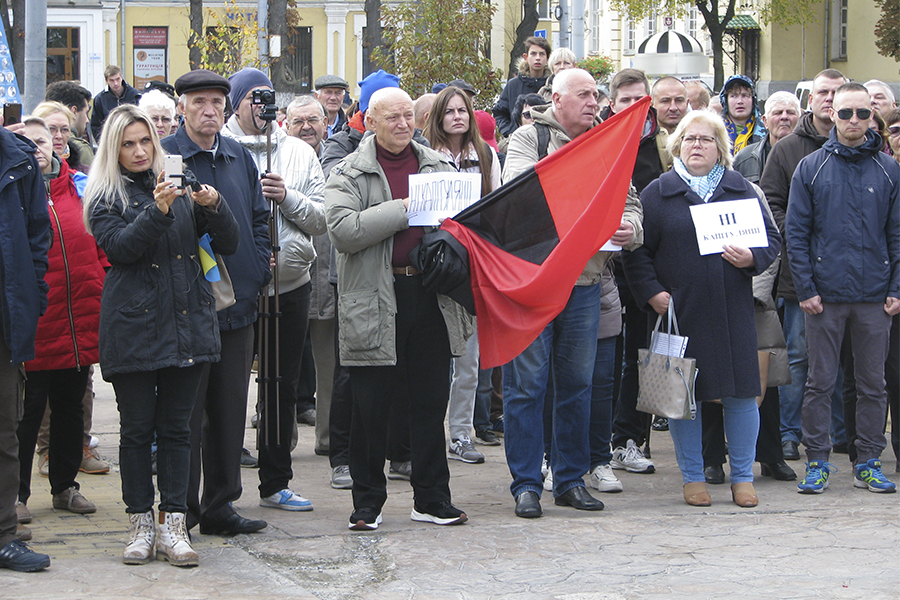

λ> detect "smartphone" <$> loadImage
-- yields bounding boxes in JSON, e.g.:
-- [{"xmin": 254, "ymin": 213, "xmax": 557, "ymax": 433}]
[
  {"xmin": 3, "ymin": 102, "xmax": 21, "ymax": 126},
  {"xmin": 164, "ymin": 154, "xmax": 183, "ymax": 187}
]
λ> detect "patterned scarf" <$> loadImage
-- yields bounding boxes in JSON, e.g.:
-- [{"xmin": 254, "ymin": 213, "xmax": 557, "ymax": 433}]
[
  {"xmin": 725, "ymin": 112, "xmax": 757, "ymax": 154},
  {"xmin": 673, "ymin": 158, "xmax": 725, "ymax": 203}
]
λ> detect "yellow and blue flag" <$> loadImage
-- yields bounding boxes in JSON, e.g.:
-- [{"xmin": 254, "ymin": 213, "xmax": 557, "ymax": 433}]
[{"xmin": 199, "ymin": 233, "xmax": 221, "ymax": 282}]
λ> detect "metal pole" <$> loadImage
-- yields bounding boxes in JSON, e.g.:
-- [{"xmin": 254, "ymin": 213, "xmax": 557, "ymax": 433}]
[
  {"xmin": 120, "ymin": 0, "xmax": 127, "ymax": 78},
  {"xmin": 23, "ymin": 0, "xmax": 47, "ymax": 114},
  {"xmin": 258, "ymin": 0, "xmax": 269, "ymax": 76},
  {"xmin": 571, "ymin": 0, "xmax": 585, "ymax": 60},
  {"xmin": 558, "ymin": 0, "xmax": 569, "ymax": 50}
]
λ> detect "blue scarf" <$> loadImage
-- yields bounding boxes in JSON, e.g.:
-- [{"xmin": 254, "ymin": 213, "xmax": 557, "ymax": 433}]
[{"xmin": 673, "ymin": 158, "xmax": 725, "ymax": 202}]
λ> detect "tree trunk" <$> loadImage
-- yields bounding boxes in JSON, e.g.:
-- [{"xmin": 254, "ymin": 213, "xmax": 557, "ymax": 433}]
[
  {"xmin": 364, "ymin": 0, "xmax": 385, "ymax": 74},
  {"xmin": 697, "ymin": 0, "xmax": 736, "ymax": 91},
  {"xmin": 189, "ymin": 0, "xmax": 203, "ymax": 70},
  {"xmin": 508, "ymin": 0, "xmax": 540, "ymax": 79},
  {"xmin": 268, "ymin": 0, "xmax": 287, "ymax": 89}
]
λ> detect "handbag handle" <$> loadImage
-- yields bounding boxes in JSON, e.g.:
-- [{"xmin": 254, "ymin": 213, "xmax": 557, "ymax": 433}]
[{"xmin": 649, "ymin": 296, "xmax": 680, "ymax": 348}]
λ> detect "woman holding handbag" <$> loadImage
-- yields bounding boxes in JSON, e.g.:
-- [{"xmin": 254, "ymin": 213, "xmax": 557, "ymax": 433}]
[
  {"xmin": 624, "ymin": 110, "xmax": 780, "ymax": 508},
  {"xmin": 84, "ymin": 105, "xmax": 239, "ymax": 566}
]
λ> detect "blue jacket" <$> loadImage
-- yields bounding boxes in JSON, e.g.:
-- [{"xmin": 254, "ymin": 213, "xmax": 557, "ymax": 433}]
[
  {"xmin": 88, "ymin": 170, "xmax": 240, "ymax": 378},
  {"xmin": 786, "ymin": 128, "xmax": 900, "ymax": 304},
  {"xmin": 0, "ymin": 128, "xmax": 51, "ymax": 364},
  {"xmin": 162, "ymin": 128, "xmax": 271, "ymax": 331}
]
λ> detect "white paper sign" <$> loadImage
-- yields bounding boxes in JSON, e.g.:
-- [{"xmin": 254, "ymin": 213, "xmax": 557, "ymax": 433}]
[
  {"xmin": 407, "ymin": 172, "xmax": 482, "ymax": 227},
  {"xmin": 689, "ymin": 198, "xmax": 768, "ymax": 256}
]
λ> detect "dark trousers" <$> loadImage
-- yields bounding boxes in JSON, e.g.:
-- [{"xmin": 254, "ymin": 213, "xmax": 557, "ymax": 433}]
[
  {"xmin": 18, "ymin": 368, "xmax": 89, "ymax": 502},
  {"xmin": 348, "ymin": 275, "xmax": 452, "ymax": 512},
  {"xmin": 295, "ymin": 330, "xmax": 316, "ymax": 415},
  {"xmin": 702, "ymin": 386, "xmax": 784, "ymax": 466},
  {"xmin": 0, "ymin": 338, "xmax": 23, "ymax": 547},
  {"xmin": 258, "ymin": 283, "xmax": 310, "ymax": 498},
  {"xmin": 111, "ymin": 365, "xmax": 203, "ymax": 514},
  {"xmin": 613, "ymin": 300, "xmax": 652, "ymax": 448},
  {"xmin": 188, "ymin": 325, "xmax": 255, "ymax": 524}
]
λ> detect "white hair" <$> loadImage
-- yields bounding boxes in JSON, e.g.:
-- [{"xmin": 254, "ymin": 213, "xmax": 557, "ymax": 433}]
[
  {"xmin": 552, "ymin": 68, "xmax": 594, "ymax": 96},
  {"xmin": 864, "ymin": 79, "xmax": 896, "ymax": 104},
  {"xmin": 139, "ymin": 89, "xmax": 176, "ymax": 118},
  {"xmin": 764, "ymin": 91, "xmax": 801, "ymax": 117},
  {"xmin": 548, "ymin": 48, "xmax": 577, "ymax": 70},
  {"xmin": 286, "ymin": 94, "xmax": 326, "ymax": 118}
]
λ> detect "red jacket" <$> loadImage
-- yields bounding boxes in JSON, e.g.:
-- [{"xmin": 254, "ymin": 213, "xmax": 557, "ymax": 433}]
[{"xmin": 25, "ymin": 158, "xmax": 107, "ymax": 372}]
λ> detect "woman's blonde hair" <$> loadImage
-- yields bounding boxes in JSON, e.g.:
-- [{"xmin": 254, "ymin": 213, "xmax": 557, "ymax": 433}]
[
  {"xmin": 31, "ymin": 101, "xmax": 75, "ymax": 126},
  {"xmin": 666, "ymin": 110, "xmax": 733, "ymax": 170},
  {"xmin": 548, "ymin": 48, "xmax": 577, "ymax": 73},
  {"xmin": 83, "ymin": 104, "xmax": 164, "ymax": 233}
]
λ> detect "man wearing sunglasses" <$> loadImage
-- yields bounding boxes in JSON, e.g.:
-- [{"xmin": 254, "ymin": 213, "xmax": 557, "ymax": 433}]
[{"xmin": 786, "ymin": 82, "xmax": 900, "ymax": 495}]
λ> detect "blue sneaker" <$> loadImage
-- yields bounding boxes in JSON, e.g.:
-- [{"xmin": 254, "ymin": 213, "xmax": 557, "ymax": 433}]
[
  {"xmin": 0, "ymin": 539, "xmax": 51, "ymax": 572},
  {"xmin": 797, "ymin": 461, "xmax": 837, "ymax": 494},
  {"xmin": 260, "ymin": 488, "xmax": 313, "ymax": 511},
  {"xmin": 853, "ymin": 459, "xmax": 897, "ymax": 493}
]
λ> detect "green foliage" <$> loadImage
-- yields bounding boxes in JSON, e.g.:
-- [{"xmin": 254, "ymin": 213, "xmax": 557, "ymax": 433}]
[
  {"xmin": 874, "ymin": 0, "xmax": 900, "ymax": 67},
  {"xmin": 609, "ymin": 0, "xmax": 814, "ymax": 24},
  {"xmin": 577, "ymin": 54, "xmax": 617, "ymax": 82},
  {"xmin": 372, "ymin": 0, "xmax": 503, "ymax": 111},
  {"xmin": 189, "ymin": 0, "xmax": 261, "ymax": 76}
]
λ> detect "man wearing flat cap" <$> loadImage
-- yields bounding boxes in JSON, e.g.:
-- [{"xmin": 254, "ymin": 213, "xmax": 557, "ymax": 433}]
[
  {"xmin": 163, "ymin": 69, "xmax": 271, "ymax": 537},
  {"xmin": 314, "ymin": 74, "xmax": 349, "ymax": 138}
]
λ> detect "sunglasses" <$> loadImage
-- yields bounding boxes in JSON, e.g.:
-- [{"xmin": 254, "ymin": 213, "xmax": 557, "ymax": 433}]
[{"xmin": 835, "ymin": 108, "xmax": 872, "ymax": 121}]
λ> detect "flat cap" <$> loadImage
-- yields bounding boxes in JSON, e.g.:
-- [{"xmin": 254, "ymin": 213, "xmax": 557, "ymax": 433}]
[
  {"xmin": 314, "ymin": 74, "xmax": 349, "ymax": 90},
  {"xmin": 174, "ymin": 69, "xmax": 231, "ymax": 96},
  {"xmin": 448, "ymin": 79, "xmax": 476, "ymax": 95}
]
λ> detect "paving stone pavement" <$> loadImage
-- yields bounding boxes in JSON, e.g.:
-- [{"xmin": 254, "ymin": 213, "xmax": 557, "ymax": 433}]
[{"xmin": 3, "ymin": 371, "xmax": 898, "ymax": 599}]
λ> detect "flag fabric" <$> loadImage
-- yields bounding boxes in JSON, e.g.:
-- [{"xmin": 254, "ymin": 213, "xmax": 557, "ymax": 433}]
[
  {"xmin": 439, "ymin": 96, "xmax": 650, "ymax": 368},
  {"xmin": 198, "ymin": 233, "xmax": 221, "ymax": 282}
]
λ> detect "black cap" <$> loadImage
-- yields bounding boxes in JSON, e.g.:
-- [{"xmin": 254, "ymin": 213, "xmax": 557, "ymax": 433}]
[
  {"xmin": 174, "ymin": 69, "xmax": 231, "ymax": 96},
  {"xmin": 143, "ymin": 80, "xmax": 177, "ymax": 101},
  {"xmin": 448, "ymin": 79, "xmax": 476, "ymax": 95},
  {"xmin": 314, "ymin": 74, "xmax": 350, "ymax": 91}
]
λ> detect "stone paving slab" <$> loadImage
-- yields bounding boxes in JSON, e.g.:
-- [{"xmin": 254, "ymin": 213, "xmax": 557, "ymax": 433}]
[{"xmin": 3, "ymin": 372, "xmax": 898, "ymax": 599}]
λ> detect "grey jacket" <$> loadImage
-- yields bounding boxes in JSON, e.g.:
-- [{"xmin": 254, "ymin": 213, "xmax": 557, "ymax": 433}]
[
  {"xmin": 324, "ymin": 136, "xmax": 474, "ymax": 366},
  {"xmin": 502, "ymin": 104, "xmax": 644, "ymax": 286}
]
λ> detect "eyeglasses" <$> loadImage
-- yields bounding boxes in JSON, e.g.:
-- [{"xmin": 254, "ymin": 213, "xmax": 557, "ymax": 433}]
[
  {"xmin": 682, "ymin": 135, "xmax": 716, "ymax": 147},
  {"xmin": 888, "ymin": 125, "xmax": 900, "ymax": 137},
  {"xmin": 48, "ymin": 126, "xmax": 71, "ymax": 136},
  {"xmin": 290, "ymin": 117, "xmax": 321, "ymax": 127},
  {"xmin": 835, "ymin": 108, "xmax": 872, "ymax": 121},
  {"xmin": 151, "ymin": 115, "xmax": 173, "ymax": 124}
]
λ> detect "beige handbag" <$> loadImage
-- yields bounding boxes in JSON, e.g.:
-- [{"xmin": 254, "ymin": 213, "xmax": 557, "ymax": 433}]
[
  {"xmin": 636, "ymin": 301, "xmax": 698, "ymax": 420},
  {"xmin": 210, "ymin": 256, "xmax": 236, "ymax": 311}
]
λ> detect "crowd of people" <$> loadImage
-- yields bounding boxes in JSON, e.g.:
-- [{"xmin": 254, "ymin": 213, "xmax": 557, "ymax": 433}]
[{"xmin": 0, "ymin": 42, "xmax": 897, "ymax": 572}]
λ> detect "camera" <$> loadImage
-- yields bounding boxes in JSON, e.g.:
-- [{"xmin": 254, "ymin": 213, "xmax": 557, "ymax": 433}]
[
  {"xmin": 182, "ymin": 169, "xmax": 203, "ymax": 193},
  {"xmin": 252, "ymin": 88, "xmax": 278, "ymax": 122}
]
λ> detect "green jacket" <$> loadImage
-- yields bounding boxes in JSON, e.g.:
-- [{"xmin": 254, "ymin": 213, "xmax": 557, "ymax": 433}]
[{"xmin": 325, "ymin": 135, "xmax": 474, "ymax": 366}]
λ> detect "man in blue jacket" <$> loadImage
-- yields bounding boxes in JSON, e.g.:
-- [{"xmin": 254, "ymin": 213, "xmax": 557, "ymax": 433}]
[
  {"xmin": 786, "ymin": 82, "xmax": 900, "ymax": 495},
  {"xmin": 162, "ymin": 70, "xmax": 272, "ymax": 535},
  {"xmin": 0, "ymin": 124, "xmax": 52, "ymax": 571}
]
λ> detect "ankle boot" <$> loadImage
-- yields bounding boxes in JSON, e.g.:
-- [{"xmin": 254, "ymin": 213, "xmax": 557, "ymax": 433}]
[
  {"xmin": 683, "ymin": 481, "xmax": 712, "ymax": 506},
  {"xmin": 731, "ymin": 482, "xmax": 758, "ymax": 508},
  {"xmin": 123, "ymin": 510, "xmax": 155, "ymax": 565},
  {"xmin": 156, "ymin": 511, "xmax": 199, "ymax": 567}
]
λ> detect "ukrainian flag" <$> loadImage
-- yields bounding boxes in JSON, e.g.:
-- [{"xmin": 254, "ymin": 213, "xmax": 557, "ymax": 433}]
[{"xmin": 199, "ymin": 233, "xmax": 221, "ymax": 282}]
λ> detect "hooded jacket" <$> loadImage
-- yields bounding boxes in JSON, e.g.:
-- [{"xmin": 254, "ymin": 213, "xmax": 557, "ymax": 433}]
[
  {"xmin": 502, "ymin": 103, "xmax": 644, "ymax": 286},
  {"xmin": 0, "ymin": 127, "xmax": 51, "ymax": 364},
  {"xmin": 492, "ymin": 61, "xmax": 553, "ymax": 137},
  {"xmin": 26, "ymin": 157, "xmax": 107, "ymax": 372},
  {"xmin": 720, "ymin": 75, "xmax": 766, "ymax": 154},
  {"xmin": 759, "ymin": 111, "xmax": 830, "ymax": 300},
  {"xmin": 786, "ymin": 128, "xmax": 900, "ymax": 304},
  {"xmin": 221, "ymin": 116, "xmax": 327, "ymax": 295},
  {"xmin": 324, "ymin": 136, "xmax": 473, "ymax": 366},
  {"xmin": 733, "ymin": 134, "xmax": 772, "ymax": 184}
]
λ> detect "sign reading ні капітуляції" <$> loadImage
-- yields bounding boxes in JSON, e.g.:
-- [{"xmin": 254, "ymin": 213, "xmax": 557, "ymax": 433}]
[
  {"xmin": 0, "ymin": 20, "xmax": 20, "ymax": 107},
  {"xmin": 689, "ymin": 198, "xmax": 768, "ymax": 255},
  {"xmin": 407, "ymin": 172, "xmax": 482, "ymax": 227}
]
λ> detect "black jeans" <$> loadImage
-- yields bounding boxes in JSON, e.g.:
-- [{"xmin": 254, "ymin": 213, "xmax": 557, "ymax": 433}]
[
  {"xmin": 0, "ymin": 338, "xmax": 23, "ymax": 547},
  {"xmin": 18, "ymin": 368, "xmax": 89, "ymax": 501},
  {"xmin": 348, "ymin": 275, "xmax": 452, "ymax": 512},
  {"xmin": 257, "ymin": 283, "xmax": 310, "ymax": 498}
]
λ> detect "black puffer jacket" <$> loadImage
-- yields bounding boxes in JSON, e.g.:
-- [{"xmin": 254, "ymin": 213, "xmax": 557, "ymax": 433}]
[
  {"xmin": 88, "ymin": 170, "xmax": 239, "ymax": 378},
  {"xmin": 492, "ymin": 63, "xmax": 552, "ymax": 137},
  {"xmin": 759, "ymin": 112, "xmax": 829, "ymax": 300}
]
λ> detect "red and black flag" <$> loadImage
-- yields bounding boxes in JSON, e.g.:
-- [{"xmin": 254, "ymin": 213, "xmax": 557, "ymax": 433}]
[{"xmin": 413, "ymin": 97, "xmax": 650, "ymax": 368}]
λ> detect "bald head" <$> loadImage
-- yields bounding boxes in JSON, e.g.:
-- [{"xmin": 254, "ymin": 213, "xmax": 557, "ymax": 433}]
[
  {"xmin": 414, "ymin": 93, "xmax": 437, "ymax": 130},
  {"xmin": 366, "ymin": 88, "xmax": 416, "ymax": 154}
]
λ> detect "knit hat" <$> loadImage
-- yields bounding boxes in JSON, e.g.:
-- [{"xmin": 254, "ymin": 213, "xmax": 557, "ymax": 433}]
[
  {"xmin": 474, "ymin": 110, "xmax": 499, "ymax": 152},
  {"xmin": 227, "ymin": 68, "xmax": 274, "ymax": 112},
  {"xmin": 358, "ymin": 70, "xmax": 400, "ymax": 114}
]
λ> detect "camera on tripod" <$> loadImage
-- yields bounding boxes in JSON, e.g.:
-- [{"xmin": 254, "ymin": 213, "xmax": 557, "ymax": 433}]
[{"xmin": 252, "ymin": 88, "xmax": 278, "ymax": 122}]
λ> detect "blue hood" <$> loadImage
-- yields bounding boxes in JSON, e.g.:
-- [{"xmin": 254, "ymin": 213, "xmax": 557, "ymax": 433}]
[{"xmin": 822, "ymin": 127, "xmax": 884, "ymax": 161}]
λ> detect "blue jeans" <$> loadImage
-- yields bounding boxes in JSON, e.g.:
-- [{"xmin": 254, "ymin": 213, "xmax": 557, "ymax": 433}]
[
  {"xmin": 590, "ymin": 336, "xmax": 617, "ymax": 468},
  {"xmin": 669, "ymin": 396, "xmax": 759, "ymax": 484},
  {"xmin": 503, "ymin": 283, "xmax": 600, "ymax": 498},
  {"xmin": 779, "ymin": 299, "xmax": 845, "ymax": 445}
]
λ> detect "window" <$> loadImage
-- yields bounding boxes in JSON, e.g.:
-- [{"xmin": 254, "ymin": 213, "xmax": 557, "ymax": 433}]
[
  {"xmin": 283, "ymin": 26, "xmax": 313, "ymax": 91},
  {"xmin": 537, "ymin": 0, "xmax": 551, "ymax": 20},
  {"xmin": 590, "ymin": 0, "xmax": 601, "ymax": 54},
  {"xmin": 624, "ymin": 18, "xmax": 636, "ymax": 55},
  {"xmin": 47, "ymin": 28, "xmax": 80, "ymax": 84},
  {"xmin": 646, "ymin": 9, "xmax": 657, "ymax": 38},
  {"xmin": 829, "ymin": 0, "xmax": 848, "ymax": 61},
  {"xmin": 688, "ymin": 6, "xmax": 698, "ymax": 39}
]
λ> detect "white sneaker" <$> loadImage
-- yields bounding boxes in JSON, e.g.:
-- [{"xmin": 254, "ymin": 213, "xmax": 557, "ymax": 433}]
[
  {"xmin": 610, "ymin": 439, "xmax": 656, "ymax": 473},
  {"xmin": 155, "ymin": 511, "xmax": 197, "ymax": 567},
  {"xmin": 260, "ymin": 488, "xmax": 313, "ymax": 511},
  {"xmin": 123, "ymin": 510, "xmax": 155, "ymax": 565},
  {"xmin": 590, "ymin": 464, "xmax": 624, "ymax": 493},
  {"xmin": 541, "ymin": 457, "xmax": 550, "ymax": 479},
  {"xmin": 543, "ymin": 467, "xmax": 553, "ymax": 492}
]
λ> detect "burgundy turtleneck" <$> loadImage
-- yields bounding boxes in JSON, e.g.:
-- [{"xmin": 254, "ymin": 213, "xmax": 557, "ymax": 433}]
[{"xmin": 375, "ymin": 140, "xmax": 422, "ymax": 267}]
